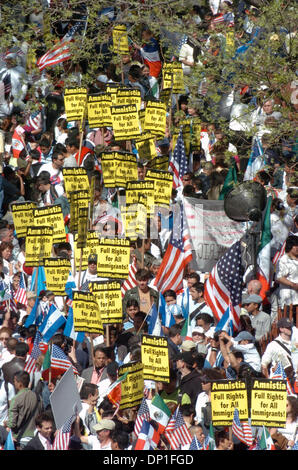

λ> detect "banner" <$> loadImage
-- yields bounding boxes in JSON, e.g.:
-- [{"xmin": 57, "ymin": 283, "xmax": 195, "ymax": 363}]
[
  {"xmin": 106, "ymin": 83, "xmax": 121, "ymax": 105},
  {"xmin": 144, "ymin": 100, "xmax": 166, "ymax": 137},
  {"xmin": 44, "ymin": 258, "xmax": 71, "ymax": 296},
  {"xmin": 118, "ymin": 361, "xmax": 144, "ymax": 410},
  {"xmin": 111, "ymin": 104, "xmax": 141, "ymax": 140},
  {"xmin": 64, "ymin": 87, "xmax": 87, "ymax": 122},
  {"xmin": 25, "ymin": 226, "xmax": 53, "ymax": 267},
  {"xmin": 250, "ymin": 379, "xmax": 287, "ymax": 427},
  {"xmin": 11, "ymin": 201, "xmax": 37, "ymax": 238},
  {"xmin": 33, "ymin": 205, "xmax": 66, "ymax": 243},
  {"xmin": 63, "ymin": 168, "xmax": 89, "ymax": 196},
  {"xmin": 88, "ymin": 281, "xmax": 123, "ymax": 324},
  {"xmin": 74, "ymin": 231, "xmax": 99, "ymax": 271},
  {"xmin": 145, "ymin": 169, "xmax": 173, "ymax": 207},
  {"xmin": 96, "ymin": 238, "xmax": 130, "ymax": 279},
  {"xmin": 210, "ymin": 380, "xmax": 249, "ymax": 426},
  {"xmin": 77, "ymin": 207, "xmax": 89, "ymax": 249},
  {"xmin": 87, "ymin": 93, "xmax": 112, "ymax": 128},
  {"xmin": 72, "ymin": 290, "xmax": 103, "ymax": 334},
  {"xmin": 141, "ymin": 335, "xmax": 170, "ymax": 383},
  {"xmin": 112, "ymin": 24, "xmax": 130, "ymax": 54},
  {"xmin": 149, "ymin": 155, "xmax": 169, "ymax": 171},
  {"xmin": 116, "ymin": 88, "xmax": 142, "ymax": 111},
  {"xmin": 134, "ymin": 132, "xmax": 157, "ymax": 160},
  {"xmin": 184, "ymin": 198, "xmax": 245, "ymax": 273}
]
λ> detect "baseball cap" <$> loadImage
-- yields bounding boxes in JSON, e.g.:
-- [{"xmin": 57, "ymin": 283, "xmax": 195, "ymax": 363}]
[
  {"xmin": 88, "ymin": 254, "xmax": 97, "ymax": 264},
  {"xmin": 181, "ymin": 340, "xmax": 196, "ymax": 352},
  {"xmin": 93, "ymin": 419, "xmax": 115, "ymax": 432},
  {"xmin": 234, "ymin": 331, "xmax": 255, "ymax": 343},
  {"xmin": 192, "ymin": 326, "xmax": 205, "ymax": 335},
  {"xmin": 96, "ymin": 74, "xmax": 108, "ymax": 83},
  {"xmin": 277, "ymin": 318, "xmax": 293, "ymax": 330},
  {"xmin": 242, "ymin": 294, "xmax": 263, "ymax": 305}
]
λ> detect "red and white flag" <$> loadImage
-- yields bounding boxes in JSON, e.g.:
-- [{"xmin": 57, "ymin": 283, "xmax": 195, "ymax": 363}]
[{"xmin": 121, "ymin": 256, "xmax": 138, "ymax": 297}]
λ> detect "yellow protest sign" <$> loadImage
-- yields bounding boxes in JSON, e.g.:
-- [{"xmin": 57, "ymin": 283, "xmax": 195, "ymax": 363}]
[
  {"xmin": 11, "ymin": 201, "xmax": 37, "ymax": 238},
  {"xmin": 210, "ymin": 380, "xmax": 249, "ymax": 426},
  {"xmin": 162, "ymin": 63, "xmax": 185, "ymax": 94},
  {"xmin": 63, "ymin": 168, "xmax": 89, "ymax": 197},
  {"xmin": 74, "ymin": 231, "xmax": 99, "ymax": 271},
  {"xmin": 96, "ymin": 238, "xmax": 130, "ymax": 279},
  {"xmin": 101, "ymin": 152, "xmax": 138, "ymax": 187},
  {"xmin": 250, "ymin": 379, "xmax": 287, "ymax": 427},
  {"xmin": 121, "ymin": 197, "xmax": 147, "ymax": 241},
  {"xmin": 144, "ymin": 100, "xmax": 166, "ymax": 137},
  {"xmin": 43, "ymin": 258, "xmax": 71, "ymax": 296},
  {"xmin": 25, "ymin": 226, "xmax": 53, "ymax": 267},
  {"xmin": 88, "ymin": 281, "xmax": 123, "ymax": 324},
  {"xmin": 138, "ymin": 109, "xmax": 146, "ymax": 132},
  {"xmin": 145, "ymin": 169, "xmax": 173, "ymax": 207},
  {"xmin": 116, "ymin": 88, "xmax": 142, "ymax": 111},
  {"xmin": 126, "ymin": 180, "xmax": 155, "ymax": 217},
  {"xmin": 149, "ymin": 155, "xmax": 169, "ymax": 171},
  {"xmin": 190, "ymin": 117, "xmax": 201, "ymax": 151},
  {"xmin": 64, "ymin": 87, "xmax": 87, "ymax": 122},
  {"xmin": 72, "ymin": 290, "xmax": 103, "ymax": 334},
  {"xmin": 34, "ymin": 205, "xmax": 66, "ymax": 243},
  {"xmin": 160, "ymin": 88, "xmax": 172, "ymax": 109},
  {"xmin": 77, "ymin": 207, "xmax": 89, "ymax": 249},
  {"xmin": 111, "ymin": 104, "xmax": 141, "ymax": 140},
  {"xmin": 114, "ymin": 152, "xmax": 138, "ymax": 187},
  {"xmin": 112, "ymin": 24, "xmax": 129, "ymax": 54},
  {"xmin": 119, "ymin": 362, "xmax": 144, "ymax": 410},
  {"xmin": 141, "ymin": 335, "xmax": 170, "ymax": 383},
  {"xmin": 106, "ymin": 83, "xmax": 121, "ymax": 105},
  {"xmin": 87, "ymin": 93, "xmax": 112, "ymax": 128},
  {"xmin": 69, "ymin": 190, "xmax": 90, "ymax": 233},
  {"xmin": 134, "ymin": 133, "xmax": 157, "ymax": 160}
]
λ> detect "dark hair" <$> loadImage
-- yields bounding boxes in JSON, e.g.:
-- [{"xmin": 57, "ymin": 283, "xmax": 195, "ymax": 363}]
[
  {"xmin": 35, "ymin": 411, "xmax": 54, "ymax": 428},
  {"xmin": 190, "ymin": 282, "xmax": 204, "ymax": 295},
  {"xmin": 110, "ymin": 430, "xmax": 130, "ymax": 450},
  {"xmin": 39, "ymin": 137, "xmax": 51, "ymax": 148},
  {"xmin": 128, "ymin": 65, "xmax": 141, "ymax": 80},
  {"xmin": 168, "ymin": 323, "xmax": 182, "ymax": 338},
  {"xmin": 288, "ymin": 396, "xmax": 298, "ymax": 421},
  {"xmin": 285, "ymin": 235, "xmax": 298, "ymax": 253},
  {"xmin": 215, "ymin": 429, "xmax": 229, "ymax": 447},
  {"xmin": 36, "ymin": 171, "xmax": 51, "ymax": 185},
  {"xmin": 93, "ymin": 345, "xmax": 108, "ymax": 357},
  {"xmin": 14, "ymin": 370, "xmax": 30, "ymax": 387},
  {"xmin": 257, "ymin": 170, "xmax": 271, "ymax": 185},
  {"xmin": 126, "ymin": 299, "xmax": 139, "ymax": 309},
  {"xmin": 186, "ymin": 272, "xmax": 201, "ymax": 282},
  {"xmin": 53, "ymin": 143, "xmax": 67, "ymax": 155},
  {"xmin": 180, "ymin": 404, "xmax": 195, "ymax": 417},
  {"xmin": 15, "ymin": 342, "xmax": 29, "ymax": 357},
  {"xmin": 80, "ymin": 382, "xmax": 99, "ymax": 400},
  {"xmin": 66, "ymin": 137, "xmax": 79, "ymax": 149},
  {"xmin": 163, "ymin": 289, "xmax": 177, "ymax": 299},
  {"xmin": 30, "ymin": 149, "xmax": 41, "ymax": 161},
  {"xmin": 196, "ymin": 313, "xmax": 214, "ymax": 325},
  {"xmin": 238, "ymin": 315, "xmax": 256, "ymax": 336},
  {"xmin": 135, "ymin": 268, "xmax": 151, "ymax": 281}
]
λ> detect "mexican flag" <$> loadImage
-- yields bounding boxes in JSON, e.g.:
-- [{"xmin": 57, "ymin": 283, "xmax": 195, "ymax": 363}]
[
  {"xmin": 259, "ymin": 426, "xmax": 275, "ymax": 450},
  {"xmin": 256, "ymin": 196, "xmax": 272, "ymax": 302},
  {"xmin": 218, "ymin": 162, "xmax": 238, "ymax": 200},
  {"xmin": 148, "ymin": 394, "xmax": 171, "ymax": 433},
  {"xmin": 181, "ymin": 313, "xmax": 192, "ymax": 341},
  {"xmin": 107, "ymin": 372, "xmax": 128, "ymax": 408}
]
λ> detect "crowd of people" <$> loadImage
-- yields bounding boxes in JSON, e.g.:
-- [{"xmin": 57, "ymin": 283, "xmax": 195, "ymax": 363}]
[{"xmin": 0, "ymin": 0, "xmax": 297, "ymax": 452}]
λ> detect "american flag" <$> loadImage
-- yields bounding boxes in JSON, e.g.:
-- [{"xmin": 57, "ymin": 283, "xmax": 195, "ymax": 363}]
[
  {"xmin": 134, "ymin": 398, "xmax": 150, "ymax": 437},
  {"xmin": 272, "ymin": 240, "xmax": 286, "ymax": 266},
  {"xmin": 164, "ymin": 407, "xmax": 192, "ymax": 450},
  {"xmin": 26, "ymin": 109, "xmax": 43, "ymax": 132},
  {"xmin": 24, "ymin": 330, "xmax": 43, "ymax": 374},
  {"xmin": 154, "ymin": 204, "xmax": 192, "ymax": 293},
  {"xmin": 232, "ymin": 408, "xmax": 253, "ymax": 446},
  {"xmin": 271, "ymin": 362, "xmax": 296, "ymax": 396},
  {"xmin": 36, "ymin": 20, "xmax": 86, "ymax": 71},
  {"xmin": 168, "ymin": 128, "xmax": 189, "ymax": 189},
  {"xmin": 204, "ymin": 240, "xmax": 242, "ymax": 330},
  {"xmin": 52, "ymin": 415, "xmax": 74, "ymax": 450},
  {"xmin": 14, "ymin": 272, "xmax": 27, "ymax": 307},
  {"xmin": 121, "ymin": 256, "xmax": 138, "ymax": 297},
  {"xmin": 1, "ymin": 73, "xmax": 12, "ymax": 99},
  {"xmin": 51, "ymin": 344, "xmax": 79, "ymax": 376},
  {"xmin": 189, "ymin": 435, "xmax": 204, "ymax": 450}
]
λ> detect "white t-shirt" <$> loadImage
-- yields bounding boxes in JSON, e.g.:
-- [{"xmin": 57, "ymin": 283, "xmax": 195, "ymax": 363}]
[
  {"xmin": 87, "ymin": 435, "xmax": 112, "ymax": 450},
  {"xmin": 0, "ymin": 379, "xmax": 15, "ymax": 425},
  {"xmin": 37, "ymin": 162, "xmax": 64, "ymax": 197}
]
